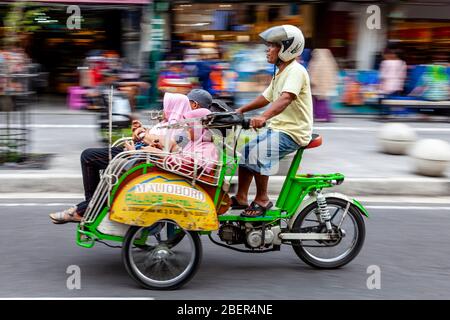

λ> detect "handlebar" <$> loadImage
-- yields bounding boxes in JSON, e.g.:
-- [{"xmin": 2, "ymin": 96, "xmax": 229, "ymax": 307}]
[
  {"xmin": 241, "ymin": 119, "xmax": 251, "ymax": 130},
  {"xmin": 154, "ymin": 112, "xmax": 264, "ymax": 130},
  {"xmin": 203, "ymin": 112, "xmax": 265, "ymax": 130}
]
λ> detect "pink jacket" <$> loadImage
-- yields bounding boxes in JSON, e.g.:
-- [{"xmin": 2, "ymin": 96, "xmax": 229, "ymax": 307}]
[{"xmin": 167, "ymin": 108, "xmax": 219, "ymax": 175}]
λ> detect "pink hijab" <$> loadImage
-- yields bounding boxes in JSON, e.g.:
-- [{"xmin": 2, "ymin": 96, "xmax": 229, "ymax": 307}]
[{"xmin": 149, "ymin": 92, "xmax": 191, "ymax": 139}]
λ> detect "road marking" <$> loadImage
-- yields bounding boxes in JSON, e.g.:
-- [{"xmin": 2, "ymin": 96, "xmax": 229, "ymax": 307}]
[
  {"xmin": 0, "ymin": 124, "xmax": 97, "ymax": 129},
  {"xmin": 229, "ymin": 176, "xmax": 450, "ymax": 183},
  {"xmin": 357, "ymin": 196, "xmax": 450, "ymax": 204},
  {"xmin": 0, "ymin": 173, "xmax": 81, "ymax": 179},
  {"xmin": 4, "ymin": 193, "xmax": 450, "ymax": 203},
  {"xmin": 0, "ymin": 193, "xmax": 84, "ymax": 199},
  {"xmin": 365, "ymin": 205, "xmax": 450, "ymax": 210},
  {"xmin": 0, "ymin": 203, "xmax": 449, "ymax": 211},
  {"xmin": 1, "ymin": 297, "xmax": 155, "ymax": 300},
  {"xmin": 0, "ymin": 203, "xmax": 74, "ymax": 207}
]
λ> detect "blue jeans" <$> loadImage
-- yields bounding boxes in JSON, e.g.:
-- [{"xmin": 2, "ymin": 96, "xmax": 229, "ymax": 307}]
[{"xmin": 239, "ymin": 129, "xmax": 301, "ymax": 176}]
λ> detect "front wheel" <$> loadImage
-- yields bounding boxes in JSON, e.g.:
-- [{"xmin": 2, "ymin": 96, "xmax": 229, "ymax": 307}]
[
  {"xmin": 122, "ymin": 220, "xmax": 202, "ymax": 290},
  {"xmin": 291, "ymin": 198, "xmax": 365, "ymax": 269}
]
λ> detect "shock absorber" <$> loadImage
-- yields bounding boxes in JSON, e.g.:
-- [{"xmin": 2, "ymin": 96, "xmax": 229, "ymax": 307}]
[{"xmin": 316, "ymin": 191, "xmax": 333, "ymax": 232}]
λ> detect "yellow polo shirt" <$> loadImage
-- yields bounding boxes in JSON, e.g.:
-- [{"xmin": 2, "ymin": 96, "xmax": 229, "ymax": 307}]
[{"xmin": 262, "ymin": 61, "xmax": 313, "ymax": 146}]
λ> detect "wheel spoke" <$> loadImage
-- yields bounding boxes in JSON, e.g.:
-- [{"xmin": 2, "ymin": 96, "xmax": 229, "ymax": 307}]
[
  {"xmin": 330, "ymin": 208, "xmax": 340, "ymax": 222},
  {"xmin": 164, "ymin": 257, "xmax": 185, "ymax": 277}
]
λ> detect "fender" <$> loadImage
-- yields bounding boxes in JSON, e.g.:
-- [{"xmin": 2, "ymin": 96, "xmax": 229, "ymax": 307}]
[
  {"xmin": 288, "ymin": 192, "xmax": 369, "ymax": 230},
  {"xmin": 110, "ymin": 172, "xmax": 219, "ymax": 231}
]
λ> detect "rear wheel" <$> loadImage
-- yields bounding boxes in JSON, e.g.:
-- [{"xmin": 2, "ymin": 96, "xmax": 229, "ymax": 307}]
[
  {"xmin": 122, "ymin": 220, "xmax": 202, "ymax": 290},
  {"xmin": 291, "ymin": 198, "xmax": 365, "ymax": 269}
]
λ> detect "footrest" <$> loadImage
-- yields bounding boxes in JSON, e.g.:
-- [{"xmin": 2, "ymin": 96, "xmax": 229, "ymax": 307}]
[
  {"xmin": 218, "ymin": 208, "xmax": 283, "ymax": 222},
  {"xmin": 295, "ymin": 173, "xmax": 345, "ymax": 185},
  {"xmin": 76, "ymin": 227, "xmax": 97, "ymax": 248}
]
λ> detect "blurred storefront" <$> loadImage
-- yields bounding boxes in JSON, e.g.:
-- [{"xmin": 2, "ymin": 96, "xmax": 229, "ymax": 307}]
[
  {"xmin": 169, "ymin": 2, "xmax": 313, "ymax": 56},
  {"xmin": 0, "ymin": 0, "xmax": 149, "ymax": 93},
  {"xmin": 326, "ymin": 1, "xmax": 449, "ymax": 70},
  {"xmin": 162, "ymin": 2, "xmax": 315, "ymax": 105},
  {"xmin": 387, "ymin": 3, "xmax": 450, "ymax": 65}
]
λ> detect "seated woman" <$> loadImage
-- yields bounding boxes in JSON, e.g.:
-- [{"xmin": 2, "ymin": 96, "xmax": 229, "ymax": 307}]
[
  {"xmin": 49, "ymin": 92, "xmax": 191, "ymax": 224},
  {"xmin": 132, "ymin": 92, "xmax": 192, "ymax": 151},
  {"xmin": 124, "ymin": 108, "xmax": 219, "ymax": 177}
]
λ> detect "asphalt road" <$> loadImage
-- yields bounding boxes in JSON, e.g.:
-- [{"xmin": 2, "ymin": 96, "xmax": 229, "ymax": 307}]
[{"xmin": 0, "ymin": 198, "xmax": 449, "ymax": 299}]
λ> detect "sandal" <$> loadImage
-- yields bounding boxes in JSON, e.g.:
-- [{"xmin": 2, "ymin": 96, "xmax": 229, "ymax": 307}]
[
  {"xmin": 240, "ymin": 201, "xmax": 273, "ymax": 218},
  {"xmin": 230, "ymin": 196, "xmax": 248, "ymax": 210},
  {"xmin": 49, "ymin": 207, "xmax": 82, "ymax": 224}
]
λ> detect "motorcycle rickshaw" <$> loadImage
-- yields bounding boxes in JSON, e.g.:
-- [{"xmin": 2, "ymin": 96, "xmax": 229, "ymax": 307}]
[{"xmin": 76, "ymin": 109, "xmax": 369, "ymax": 290}]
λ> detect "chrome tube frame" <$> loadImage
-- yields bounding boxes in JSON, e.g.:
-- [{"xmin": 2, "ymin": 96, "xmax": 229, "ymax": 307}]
[{"xmin": 81, "ymin": 149, "xmax": 224, "ymax": 225}]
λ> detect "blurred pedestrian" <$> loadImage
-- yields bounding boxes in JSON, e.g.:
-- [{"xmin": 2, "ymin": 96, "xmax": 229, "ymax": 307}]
[
  {"xmin": 378, "ymin": 49, "xmax": 407, "ymax": 116},
  {"xmin": 308, "ymin": 48, "xmax": 338, "ymax": 122}
]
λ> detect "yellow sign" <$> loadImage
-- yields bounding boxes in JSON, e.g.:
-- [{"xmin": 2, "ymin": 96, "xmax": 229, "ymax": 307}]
[{"xmin": 110, "ymin": 172, "xmax": 219, "ymax": 231}]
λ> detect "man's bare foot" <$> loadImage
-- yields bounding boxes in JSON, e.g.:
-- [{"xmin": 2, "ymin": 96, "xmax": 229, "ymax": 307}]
[{"xmin": 231, "ymin": 195, "xmax": 248, "ymax": 209}]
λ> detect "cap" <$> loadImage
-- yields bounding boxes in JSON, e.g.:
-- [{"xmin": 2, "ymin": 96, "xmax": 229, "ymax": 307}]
[{"xmin": 187, "ymin": 89, "xmax": 213, "ymax": 109}]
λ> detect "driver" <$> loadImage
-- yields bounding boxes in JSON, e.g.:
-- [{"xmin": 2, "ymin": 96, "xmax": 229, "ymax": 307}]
[{"xmin": 232, "ymin": 25, "xmax": 313, "ymax": 217}]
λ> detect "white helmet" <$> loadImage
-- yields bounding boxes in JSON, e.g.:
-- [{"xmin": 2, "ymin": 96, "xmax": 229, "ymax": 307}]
[{"xmin": 259, "ymin": 25, "xmax": 305, "ymax": 62}]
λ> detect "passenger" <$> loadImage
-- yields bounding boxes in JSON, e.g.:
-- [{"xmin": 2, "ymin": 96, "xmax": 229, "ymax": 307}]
[
  {"xmin": 187, "ymin": 89, "xmax": 213, "ymax": 110},
  {"xmin": 49, "ymin": 93, "xmax": 191, "ymax": 224},
  {"xmin": 125, "ymin": 108, "xmax": 218, "ymax": 175},
  {"xmin": 133, "ymin": 92, "xmax": 192, "ymax": 151},
  {"xmin": 181, "ymin": 108, "xmax": 218, "ymax": 174}
]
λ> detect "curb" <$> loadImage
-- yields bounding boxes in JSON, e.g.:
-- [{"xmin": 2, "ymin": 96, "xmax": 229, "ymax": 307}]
[
  {"xmin": 231, "ymin": 176, "xmax": 450, "ymax": 197},
  {"xmin": 0, "ymin": 173, "xmax": 82, "ymax": 194},
  {"xmin": 1, "ymin": 173, "xmax": 449, "ymax": 196}
]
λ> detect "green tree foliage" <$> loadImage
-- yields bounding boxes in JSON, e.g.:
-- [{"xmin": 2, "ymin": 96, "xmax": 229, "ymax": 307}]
[{"xmin": 4, "ymin": 1, "xmax": 49, "ymax": 45}]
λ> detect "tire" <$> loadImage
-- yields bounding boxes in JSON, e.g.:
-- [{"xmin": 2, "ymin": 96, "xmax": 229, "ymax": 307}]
[
  {"xmin": 122, "ymin": 221, "xmax": 202, "ymax": 290},
  {"xmin": 291, "ymin": 197, "xmax": 365, "ymax": 269}
]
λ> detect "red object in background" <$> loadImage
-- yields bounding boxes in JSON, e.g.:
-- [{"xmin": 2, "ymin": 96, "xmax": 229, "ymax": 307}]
[
  {"xmin": 433, "ymin": 26, "xmax": 450, "ymax": 40},
  {"xmin": 91, "ymin": 63, "xmax": 105, "ymax": 86},
  {"xmin": 390, "ymin": 23, "xmax": 450, "ymax": 42},
  {"xmin": 398, "ymin": 28, "xmax": 432, "ymax": 41},
  {"xmin": 7, "ymin": 0, "xmax": 150, "ymax": 3},
  {"xmin": 210, "ymin": 69, "xmax": 224, "ymax": 92}
]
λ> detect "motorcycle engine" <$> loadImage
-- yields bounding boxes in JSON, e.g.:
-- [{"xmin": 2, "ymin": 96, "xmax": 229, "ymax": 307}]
[
  {"xmin": 246, "ymin": 229, "xmax": 275, "ymax": 249},
  {"xmin": 218, "ymin": 223, "xmax": 245, "ymax": 245}
]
